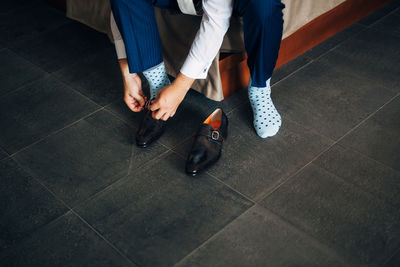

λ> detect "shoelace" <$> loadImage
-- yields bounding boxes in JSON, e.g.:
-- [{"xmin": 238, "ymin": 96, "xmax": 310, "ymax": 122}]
[{"xmin": 144, "ymin": 99, "xmax": 152, "ymax": 110}]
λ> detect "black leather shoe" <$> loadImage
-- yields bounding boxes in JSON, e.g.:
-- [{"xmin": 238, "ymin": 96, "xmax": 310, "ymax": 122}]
[
  {"xmin": 186, "ymin": 108, "xmax": 228, "ymax": 176},
  {"xmin": 136, "ymin": 109, "xmax": 166, "ymax": 148}
]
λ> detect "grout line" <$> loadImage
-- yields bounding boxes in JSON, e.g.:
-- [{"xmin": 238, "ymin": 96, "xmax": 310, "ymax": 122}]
[
  {"xmin": 51, "ymin": 73, "xmax": 105, "ymax": 108},
  {"xmin": 206, "ymin": 171, "xmax": 256, "ymax": 204},
  {"xmin": 70, "ymin": 210, "xmax": 139, "ymax": 267},
  {"xmin": 174, "ymin": 204, "xmax": 354, "ymax": 267},
  {"xmin": 257, "ymin": 205, "xmax": 358, "ymax": 267},
  {"xmin": 172, "ymin": 150, "xmax": 257, "ymax": 205},
  {"xmin": 173, "ymin": 206, "xmax": 255, "ymax": 266},
  {"xmin": 383, "ymin": 246, "xmax": 400, "ymax": 266},
  {"xmin": 12, "ymin": 159, "xmax": 73, "ymax": 211},
  {"xmin": 10, "ymin": 107, "xmax": 103, "ymax": 158},
  {"xmin": 260, "ymin": 91, "xmax": 400, "ymax": 201},
  {"xmin": 366, "ymin": 4, "xmax": 400, "ymax": 29},
  {"xmin": 0, "ymin": 72, "xmax": 50, "ymax": 99},
  {"xmin": 69, "ymin": 149, "xmax": 172, "ymax": 210},
  {"xmin": 127, "ymin": 146, "xmax": 172, "ymax": 176}
]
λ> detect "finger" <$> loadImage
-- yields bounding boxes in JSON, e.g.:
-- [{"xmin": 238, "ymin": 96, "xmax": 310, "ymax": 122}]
[
  {"xmin": 131, "ymin": 92, "xmax": 145, "ymax": 107},
  {"xmin": 152, "ymin": 109, "xmax": 165, "ymax": 120},
  {"xmin": 161, "ymin": 113, "xmax": 170, "ymax": 121},
  {"xmin": 170, "ymin": 110, "xmax": 176, "ymax": 118},
  {"xmin": 124, "ymin": 96, "xmax": 136, "ymax": 112},
  {"xmin": 125, "ymin": 96, "xmax": 143, "ymax": 112},
  {"xmin": 149, "ymin": 99, "xmax": 160, "ymax": 111}
]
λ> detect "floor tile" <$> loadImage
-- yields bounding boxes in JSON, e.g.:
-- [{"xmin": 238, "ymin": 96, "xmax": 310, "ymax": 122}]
[
  {"xmin": 314, "ymin": 144, "xmax": 400, "ymax": 207},
  {"xmin": 0, "ymin": 0, "xmax": 46, "ymax": 15},
  {"xmin": 175, "ymin": 104, "xmax": 333, "ymax": 200},
  {"xmin": 261, "ymin": 164, "xmax": 400, "ymax": 266},
  {"xmin": 272, "ymin": 54, "xmax": 395, "ymax": 140},
  {"xmin": 75, "ymin": 152, "xmax": 253, "ymax": 266},
  {"xmin": 9, "ymin": 22, "xmax": 111, "ymax": 73},
  {"xmin": 384, "ymin": 249, "xmax": 400, "ymax": 267},
  {"xmin": 105, "ymin": 99, "xmax": 144, "ymax": 129},
  {"xmin": 0, "ymin": 4, "xmax": 70, "ymax": 45},
  {"xmin": 302, "ymin": 23, "xmax": 366, "ymax": 60},
  {"xmin": 177, "ymin": 205, "xmax": 349, "ymax": 267},
  {"xmin": 13, "ymin": 110, "xmax": 168, "ymax": 207},
  {"xmin": 357, "ymin": 0, "xmax": 400, "ymax": 26},
  {"xmin": 0, "ymin": 148, "xmax": 8, "ymax": 161},
  {"xmin": 0, "ymin": 212, "xmax": 135, "ymax": 267},
  {"xmin": 318, "ymin": 28, "xmax": 400, "ymax": 92},
  {"xmin": 339, "ymin": 95, "xmax": 400, "ymax": 171},
  {"xmin": 372, "ymin": 12, "xmax": 400, "ymax": 37},
  {"xmin": 271, "ymin": 54, "xmax": 312, "ymax": 85},
  {"xmin": 0, "ymin": 158, "xmax": 68, "ymax": 252},
  {"xmin": 0, "ymin": 49, "xmax": 46, "ymax": 96},
  {"xmin": 54, "ymin": 48, "xmax": 123, "ymax": 106},
  {"xmin": 0, "ymin": 76, "xmax": 99, "ymax": 154}
]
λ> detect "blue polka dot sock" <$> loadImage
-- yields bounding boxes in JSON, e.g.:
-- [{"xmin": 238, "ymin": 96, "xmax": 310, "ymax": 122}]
[
  {"xmin": 142, "ymin": 62, "xmax": 171, "ymax": 99},
  {"xmin": 248, "ymin": 78, "xmax": 281, "ymax": 138}
]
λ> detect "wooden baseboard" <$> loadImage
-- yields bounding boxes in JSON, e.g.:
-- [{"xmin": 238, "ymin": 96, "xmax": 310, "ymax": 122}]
[{"xmin": 220, "ymin": 0, "xmax": 392, "ymax": 98}]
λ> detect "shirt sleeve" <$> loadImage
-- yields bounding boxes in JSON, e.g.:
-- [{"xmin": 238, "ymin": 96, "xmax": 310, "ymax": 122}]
[
  {"xmin": 180, "ymin": 0, "xmax": 233, "ymax": 79},
  {"xmin": 110, "ymin": 11, "xmax": 127, "ymax": 59}
]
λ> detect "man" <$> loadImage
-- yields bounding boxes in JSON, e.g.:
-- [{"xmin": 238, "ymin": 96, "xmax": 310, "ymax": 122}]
[{"xmin": 110, "ymin": 0, "xmax": 285, "ymax": 139}]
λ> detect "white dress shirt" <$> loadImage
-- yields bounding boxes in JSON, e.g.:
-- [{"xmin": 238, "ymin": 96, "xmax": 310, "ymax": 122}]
[{"xmin": 110, "ymin": 0, "xmax": 233, "ymax": 79}]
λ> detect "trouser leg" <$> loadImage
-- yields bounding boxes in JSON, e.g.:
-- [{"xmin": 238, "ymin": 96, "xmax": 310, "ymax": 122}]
[
  {"xmin": 110, "ymin": 0, "xmax": 177, "ymax": 73},
  {"xmin": 234, "ymin": 0, "xmax": 285, "ymax": 87}
]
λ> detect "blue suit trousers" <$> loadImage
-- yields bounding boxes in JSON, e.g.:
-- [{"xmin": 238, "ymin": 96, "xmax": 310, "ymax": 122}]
[{"xmin": 110, "ymin": 0, "xmax": 285, "ymax": 87}]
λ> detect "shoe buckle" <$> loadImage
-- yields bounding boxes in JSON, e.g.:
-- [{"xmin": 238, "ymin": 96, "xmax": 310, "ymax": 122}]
[{"xmin": 211, "ymin": 131, "xmax": 220, "ymax": 140}]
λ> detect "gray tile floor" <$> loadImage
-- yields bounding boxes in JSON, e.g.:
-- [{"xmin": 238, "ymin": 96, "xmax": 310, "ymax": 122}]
[{"xmin": 1, "ymin": 1, "xmax": 399, "ymax": 266}]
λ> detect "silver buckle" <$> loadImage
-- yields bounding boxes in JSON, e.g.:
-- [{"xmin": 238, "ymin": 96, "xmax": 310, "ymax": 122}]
[{"xmin": 211, "ymin": 131, "xmax": 220, "ymax": 140}]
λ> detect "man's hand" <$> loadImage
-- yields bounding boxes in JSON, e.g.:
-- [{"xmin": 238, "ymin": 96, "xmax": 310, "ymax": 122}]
[
  {"xmin": 149, "ymin": 73, "xmax": 195, "ymax": 121},
  {"xmin": 119, "ymin": 59, "xmax": 147, "ymax": 112}
]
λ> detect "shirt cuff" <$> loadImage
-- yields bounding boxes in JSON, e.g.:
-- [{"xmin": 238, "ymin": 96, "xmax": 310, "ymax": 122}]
[
  {"xmin": 180, "ymin": 55, "xmax": 211, "ymax": 79},
  {"xmin": 114, "ymin": 39, "xmax": 127, "ymax": 59}
]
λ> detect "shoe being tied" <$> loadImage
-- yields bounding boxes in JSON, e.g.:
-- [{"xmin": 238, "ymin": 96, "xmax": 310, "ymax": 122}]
[{"xmin": 136, "ymin": 109, "xmax": 166, "ymax": 148}]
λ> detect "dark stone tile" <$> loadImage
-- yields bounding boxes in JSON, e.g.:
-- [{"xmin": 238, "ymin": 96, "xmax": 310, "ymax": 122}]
[
  {"xmin": 9, "ymin": 22, "xmax": 111, "ymax": 73},
  {"xmin": 261, "ymin": 164, "xmax": 400, "ymax": 266},
  {"xmin": 13, "ymin": 110, "xmax": 168, "ymax": 207},
  {"xmin": 0, "ymin": 212, "xmax": 135, "ymax": 267},
  {"xmin": 318, "ymin": 28, "xmax": 400, "ymax": 92},
  {"xmin": 175, "ymin": 104, "xmax": 333, "ymax": 200},
  {"xmin": 314, "ymin": 144, "xmax": 400, "ymax": 207},
  {"xmin": 358, "ymin": 0, "xmax": 400, "ymax": 26},
  {"xmin": 105, "ymin": 99, "xmax": 143, "ymax": 130},
  {"xmin": 339, "ymin": 95, "xmax": 400, "ymax": 171},
  {"xmin": 302, "ymin": 23, "xmax": 366, "ymax": 60},
  {"xmin": 75, "ymin": 152, "xmax": 253, "ymax": 266},
  {"xmin": 372, "ymin": 13, "xmax": 400, "ymax": 37},
  {"xmin": 272, "ymin": 56, "xmax": 395, "ymax": 140},
  {"xmin": 54, "ymin": 48, "xmax": 123, "ymax": 106},
  {"xmin": 0, "ymin": 49, "xmax": 46, "ymax": 96},
  {"xmin": 0, "ymin": 76, "xmax": 99, "ymax": 154},
  {"xmin": 271, "ymin": 54, "xmax": 312, "ymax": 84},
  {"xmin": 177, "ymin": 205, "xmax": 349, "ymax": 267},
  {"xmin": 0, "ymin": 158, "xmax": 68, "ymax": 252},
  {"xmin": 0, "ymin": 4, "xmax": 70, "ymax": 45},
  {"xmin": 0, "ymin": 0, "xmax": 46, "ymax": 14},
  {"xmin": 385, "ymin": 250, "xmax": 400, "ymax": 267},
  {"xmin": 0, "ymin": 148, "xmax": 8, "ymax": 161}
]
